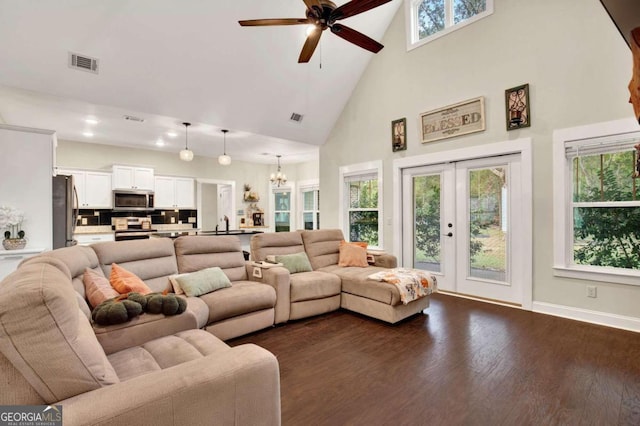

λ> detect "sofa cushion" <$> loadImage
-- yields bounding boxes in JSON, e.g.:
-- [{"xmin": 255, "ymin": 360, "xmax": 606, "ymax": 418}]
[
  {"xmin": 199, "ymin": 281, "xmax": 276, "ymax": 323},
  {"xmin": 20, "ymin": 248, "xmax": 99, "ymax": 319},
  {"xmin": 250, "ymin": 231, "xmax": 305, "ymax": 261},
  {"xmin": 107, "ymin": 329, "xmax": 229, "ymax": 382},
  {"xmin": 175, "ymin": 267, "xmax": 232, "ymax": 297},
  {"xmin": 174, "ymin": 236, "xmax": 247, "ymax": 282},
  {"xmin": 319, "ymin": 265, "xmax": 402, "ymax": 305},
  {"xmin": 275, "ymin": 252, "xmax": 313, "ymax": 274},
  {"xmin": 0, "ymin": 263, "xmax": 119, "ymax": 404},
  {"xmin": 84, "ymin": 268, "xmax": 120, "ymax": 308},
  {"xmin": 300, "ymin": 229, "xmax": 344, "ymax": 270},
  {"xmin": 290, "ymin": 271, "xmax": 342, "ymax": 303},
  {"xmin": 92, "ymin": 238, "xmax": 178, "ymax": 293}
]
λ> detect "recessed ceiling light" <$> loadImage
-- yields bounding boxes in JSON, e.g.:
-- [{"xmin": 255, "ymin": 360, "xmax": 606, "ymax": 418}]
[
  {"xmin": 156, "ymin": 138, "xmax": 165, "ymax": 147},
  {"xmin": 85, "ymin": 117, "xmax": 99, "ymax": 125},
  {"xmin": 166, "ymin": 131, "xmax": 178, "ymax": 138},
  {"xmin": 83, "ymin": 131, "xmax": 94, "ymax": 137}
]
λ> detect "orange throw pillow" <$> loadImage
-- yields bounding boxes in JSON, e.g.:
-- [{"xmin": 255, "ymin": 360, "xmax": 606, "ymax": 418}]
[
  {"xmin": 109, "ymin": 263, "xmax": 152, "ymax": 295},
  {"xmin": 83, "ymin": 268, "xmax": 119, "ymax": 308},
  {"xmin": 340, "ymin": 240, "xmax": 368, "ymax": 250},
  {"xmin": 338, "ymin": 243, "xmax": 369, "ymax": 267}
]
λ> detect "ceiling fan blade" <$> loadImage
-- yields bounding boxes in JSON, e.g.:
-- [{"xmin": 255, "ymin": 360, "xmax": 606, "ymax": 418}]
[
  {"xmin": 330, "ymin": 0, "xmax": 393, "ymax": 21},
  {"xmin": 298, "ymin": 28, "xmax": 323, "ymax": 63},
  {"xmin": 239, "ymin": 18, "xmax": 309, "ymax": 26},
  {"xmin": 330, "ymin": 23, "xmax": 383, "ymax": 53}
]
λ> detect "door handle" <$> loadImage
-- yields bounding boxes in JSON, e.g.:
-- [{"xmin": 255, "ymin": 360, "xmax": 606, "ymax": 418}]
[{"xmin": 443, "ymin": 232, "xmax": 453, "ymax": 237}]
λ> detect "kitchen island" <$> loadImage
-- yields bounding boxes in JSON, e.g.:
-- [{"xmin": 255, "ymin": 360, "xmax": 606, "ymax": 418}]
[{"xmin": 150, "ymin": 229, "xmax": 264, "ymax": 256}]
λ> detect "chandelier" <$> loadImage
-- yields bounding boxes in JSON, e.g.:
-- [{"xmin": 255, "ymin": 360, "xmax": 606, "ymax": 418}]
[{"xmin": 270, "ymin": 155, "xmax": 287, "ymax": 187}]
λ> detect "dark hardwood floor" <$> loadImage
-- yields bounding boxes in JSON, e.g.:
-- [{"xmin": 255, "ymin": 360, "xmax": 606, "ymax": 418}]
[{"xmin": 230, "ymin": 294, "xmax": 640, "ymax": 425}]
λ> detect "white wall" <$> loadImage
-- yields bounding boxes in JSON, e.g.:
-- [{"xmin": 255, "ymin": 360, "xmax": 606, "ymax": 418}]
[
  {"xmin": 0, "ymin": 125, "xmax": 54, "ymax": 250},
  {"xmin": 320, "ymin": 0, "xmax": 639, "ymax": 320}
]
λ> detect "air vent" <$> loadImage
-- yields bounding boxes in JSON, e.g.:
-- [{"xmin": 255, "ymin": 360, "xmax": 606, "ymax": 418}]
[
  {"xmin": 68, "ymin": 52, "xmax": 99, "ymax": 74},
  {"xmin": 123, "ymin": 115, "xmax": 145, "ymax": 123},
  {"xmin": 289, "ymin": 112, "xmax": 304, "ymax": 123}
]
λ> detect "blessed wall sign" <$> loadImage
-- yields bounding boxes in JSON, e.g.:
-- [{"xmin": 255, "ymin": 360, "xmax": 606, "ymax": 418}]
[{"xmin": 420, "ymin": 96, "xmax": 485, "ymax": 143}]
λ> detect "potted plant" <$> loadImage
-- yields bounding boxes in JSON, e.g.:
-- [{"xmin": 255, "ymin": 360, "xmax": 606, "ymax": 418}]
[{"xmin": 0, "ymin": 206, "xmax": 26, "ymax": 250}]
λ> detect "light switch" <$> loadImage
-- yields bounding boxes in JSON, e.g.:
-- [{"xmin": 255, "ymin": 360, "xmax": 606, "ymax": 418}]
[{"xmin": 81, "ymin": 217, "xmax": 88, "ymax": 225}]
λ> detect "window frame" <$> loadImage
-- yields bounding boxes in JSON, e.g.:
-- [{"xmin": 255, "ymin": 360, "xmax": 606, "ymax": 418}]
[
  {"xmin": 404, "ymin": 0, "xmax": 494, "ymax": 51},
  {"xmin": 298, "ymin": 179, "xmax": 320, "ymax": 230},
  {"xmin": 552, "ymin": 118, "xmax": 640, "ymax": 286},
  {"xmin": 271, "ymin": 183, "xmax": 295, "ymax": 232},
  {"xmin": 339, "ymin": 161, "xmax": 383, "ymax": 249}
]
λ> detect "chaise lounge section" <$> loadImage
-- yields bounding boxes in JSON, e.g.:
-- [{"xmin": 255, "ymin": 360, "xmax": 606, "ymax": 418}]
[{"xmin": 251, "ymin": 229, "xmax": 431, "ymax": 324}]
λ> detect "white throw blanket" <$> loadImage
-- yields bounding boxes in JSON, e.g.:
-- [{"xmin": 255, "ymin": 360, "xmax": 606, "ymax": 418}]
[{"xmin": 367, "ymin": 268, "xmax": 438, "ymax": 305}]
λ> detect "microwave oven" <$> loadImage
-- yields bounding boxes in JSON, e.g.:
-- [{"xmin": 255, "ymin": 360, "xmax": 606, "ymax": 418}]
[{"xmin": 113, "ymin": 190, "xmax": 154, "ymax": 211}]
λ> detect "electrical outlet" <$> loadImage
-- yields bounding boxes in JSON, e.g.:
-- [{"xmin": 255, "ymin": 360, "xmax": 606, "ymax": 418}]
[
  {"xmin": 188, "ymin": 217, "xmax": 196, "ymax": 223},
  {"xmin": 587, "ymin": 286, "xmax": 597, "ymax": 298},
  {"xmin": 94, "ymin": 211, "xmax": 100, "ymax": 216},
  {"xmin": 170, "ymin": 217, "xmax": 175, "ymax": 224},
  {"xmin": 81, "ymin": 217, "xmax": 87, "ymax": 225}
]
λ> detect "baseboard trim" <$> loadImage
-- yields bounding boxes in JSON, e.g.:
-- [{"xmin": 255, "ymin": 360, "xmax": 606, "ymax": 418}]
[{"xmin": 532, "ymin": 301, "xmax": 640, "ymax": 333}]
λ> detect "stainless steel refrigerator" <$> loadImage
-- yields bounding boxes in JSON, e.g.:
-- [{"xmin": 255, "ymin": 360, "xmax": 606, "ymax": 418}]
[{"xmin": 52, "ymin": 175, "xmax": 78, "ymax": 248}]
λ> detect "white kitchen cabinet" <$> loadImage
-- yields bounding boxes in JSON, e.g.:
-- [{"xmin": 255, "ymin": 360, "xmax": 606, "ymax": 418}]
[
  {"xmin": 112, "ymin": 165, "xmax": 154, "ymax": 190},
  {"xmin": 154, "ymin": 176, "xmax": 195, "ymax": 209},
  {"xmin": 74, "ymin": 233, "xmax": 115, "ymax": 246},
  {"xmin": 58, "ymin": 169, "xmax": 112, "ymax": 208}
]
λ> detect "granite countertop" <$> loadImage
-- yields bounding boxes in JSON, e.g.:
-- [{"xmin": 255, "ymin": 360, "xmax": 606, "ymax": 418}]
[{"xmin": 151, "ymin": 229, "xmax": 264, "ymax": 239}]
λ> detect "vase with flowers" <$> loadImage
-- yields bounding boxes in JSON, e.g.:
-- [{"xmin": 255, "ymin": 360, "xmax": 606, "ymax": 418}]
[{"xmin": 0, "ymin": 206, "xmax": 26, "ymax": 250}]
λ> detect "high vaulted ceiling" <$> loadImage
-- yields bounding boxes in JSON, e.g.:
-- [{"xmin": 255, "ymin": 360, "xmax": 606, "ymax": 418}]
[{"xmin": 0, "ymin": 0, "xmax": 401, "ymax": 164}]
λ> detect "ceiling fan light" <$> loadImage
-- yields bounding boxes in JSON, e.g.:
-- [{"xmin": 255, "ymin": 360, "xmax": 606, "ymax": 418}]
[
  {"xmin": 180, "ymin": 148, "xmax": 194, "ymax": 162},
  {"xmin": 306, "ymin": 24, "xmax": 317, "ymax": 36},
  {"xmin": 218, "ymin": 154, "xmax": 231, "ymax": 165}
]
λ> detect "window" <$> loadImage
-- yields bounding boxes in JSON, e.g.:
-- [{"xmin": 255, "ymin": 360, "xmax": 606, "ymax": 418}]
[
  {"xmin": 273, "ymin": 189, "xmax": 291, "ymax": 232},
  {"xmin": 553, "ymin": 119, "xmax": 640, "ymax": 286},
  {"xmin": 300, "ymin": 184, "xmax": 320, "ymax": 230},
  {"xmin": 339, "ymin": 161, "xmax": 383, "ymax": 248},
  {"xmin": 405, "ymin": 0, "xmax": 493, "ymax": 50}
]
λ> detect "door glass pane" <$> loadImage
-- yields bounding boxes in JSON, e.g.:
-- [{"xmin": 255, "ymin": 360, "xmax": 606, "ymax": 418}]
[
  {"xmin": 413, "ymin": 175, "xmax": 442, "ymax": 272},
  {"xmin": 468, "ymin": 167, "xmax": 507, "ymax": 282}
]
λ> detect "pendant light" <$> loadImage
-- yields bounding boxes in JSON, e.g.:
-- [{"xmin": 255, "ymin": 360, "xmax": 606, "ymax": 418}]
[
  {"xmin": 218, "ymin": 129, "xmax": 231, "ymax": 166},
  {"xmin": 270, "ymin": 155, "xmax": 287, "ymax": 187},
  {"xmin": 179, "ymin": 122, "xmax": 194, "ymax": 162}
]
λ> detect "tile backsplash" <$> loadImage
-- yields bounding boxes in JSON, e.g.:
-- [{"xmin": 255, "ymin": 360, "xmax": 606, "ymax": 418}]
[{"xmin": 77, "ymin": 209, "xmax": 197, "ymax": 228}]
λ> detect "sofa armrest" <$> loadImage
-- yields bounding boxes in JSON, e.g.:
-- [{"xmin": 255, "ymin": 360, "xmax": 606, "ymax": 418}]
[
  {"xmin": 94, "ymin": 310, "xmax": 199, "ymax": 354},
  {"xmin": 59, "ymin": 343, "xmax": 281, "ymax": 426},
  {"xmin": 372, "ymin": 253, "xmax": 397, "ymax": 269},
  {"xmin": 246, "ymin": 263, "xmax": 291, "ymax": 324}
]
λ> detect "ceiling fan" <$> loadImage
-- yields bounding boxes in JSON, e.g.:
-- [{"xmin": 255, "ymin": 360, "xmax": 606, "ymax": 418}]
[{"xmin": 239, "ymin": 0, "xmax": 392, "ymax": 63}]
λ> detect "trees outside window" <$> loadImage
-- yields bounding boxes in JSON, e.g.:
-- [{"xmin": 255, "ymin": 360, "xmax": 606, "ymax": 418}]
[
  {"xmin": 415, "ymin": 0, "xmax": 488, "ymax": 41},
  {"xmin": 572, "ymin": 150, "xmax": 640, "ymax": 270}
]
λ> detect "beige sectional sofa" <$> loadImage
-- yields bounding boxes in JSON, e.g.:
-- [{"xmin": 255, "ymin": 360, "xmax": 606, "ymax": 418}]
[
  {"xmin": 250, "ymin": 229, "xmax": 431, "ymax": 324},
  {"xmin": 0, "ymin": 235, "xmax": 282, "ymax": 425},
  {"xmin": 0, "ymin": 229, "xmax": 430, "ymax": 424}
]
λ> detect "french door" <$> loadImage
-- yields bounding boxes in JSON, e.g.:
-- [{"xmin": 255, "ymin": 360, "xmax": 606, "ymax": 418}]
[{"xmin": 402, "ymin": 154, "xmax": 525, "ymax": 305}]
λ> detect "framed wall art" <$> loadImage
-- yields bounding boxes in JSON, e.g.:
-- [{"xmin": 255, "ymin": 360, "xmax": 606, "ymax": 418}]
[
  {"xmin": 420, "ymin": 97, "xmax": 485, "ymax": 143},
  {"xmin": 505, "ymin": 83, "xmax": 531, "ymax": 130},
  {"xmin": 391, "ymin": 118, "xmax": 407, "ymax": 151}
]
